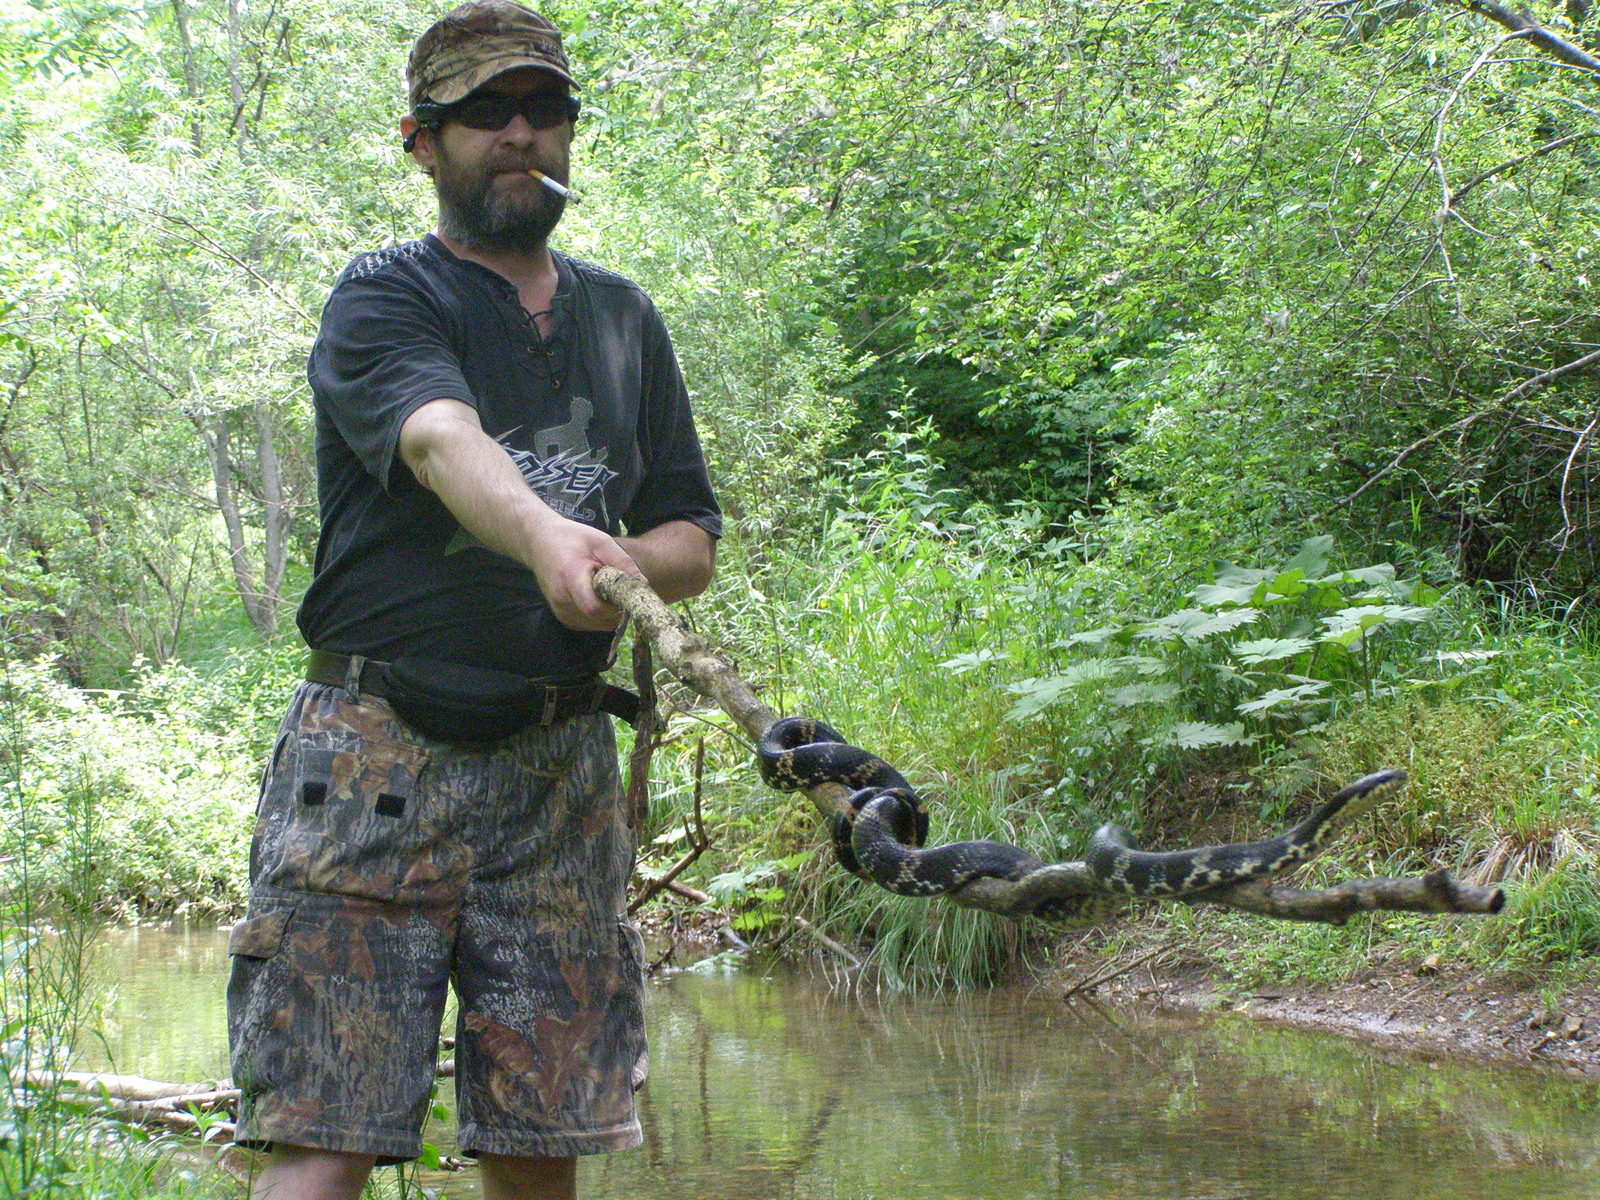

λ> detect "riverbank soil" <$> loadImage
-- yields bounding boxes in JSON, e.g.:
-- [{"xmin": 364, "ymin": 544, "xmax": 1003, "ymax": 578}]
[{"xmin": 1047, "ymin": 940, "xmax": 1600, "ymax": 1079}]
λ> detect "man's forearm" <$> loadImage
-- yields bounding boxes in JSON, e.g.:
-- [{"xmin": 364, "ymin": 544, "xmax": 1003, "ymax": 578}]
[
  {"xmin": 616, "ymin": 521, "xmax": 717, "ymax": 603},
  {"xmin": 405, "ymin": 408, "xmax": 562, "ymax": 564},
  {"xmin": 399, "ymin": 398, "xmax": 640, "ymax": 631}
]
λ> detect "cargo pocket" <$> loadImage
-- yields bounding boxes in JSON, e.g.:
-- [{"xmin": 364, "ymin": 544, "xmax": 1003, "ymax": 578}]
[
  {"xmin": 226, "ymin": 902, "xmax": 297, "ymax": 1107},
  {"xmin": 254, "ymin": 733, "xmax": 432, "ymax": 901},
  {"xmin": 229, "ymin": 909, "xmax": 292, "ymax": 959}
]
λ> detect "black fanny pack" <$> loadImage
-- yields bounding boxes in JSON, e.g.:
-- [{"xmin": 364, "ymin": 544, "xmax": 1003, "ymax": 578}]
[{"xmin": 306, "ymin": 652, "xmax": 640, "ymax": 746}]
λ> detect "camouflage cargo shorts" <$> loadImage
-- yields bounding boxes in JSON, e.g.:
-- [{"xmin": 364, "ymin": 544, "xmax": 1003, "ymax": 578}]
[{"xmin": 226, "ymin": 682, "xmax": 647, "ymax": 1164}]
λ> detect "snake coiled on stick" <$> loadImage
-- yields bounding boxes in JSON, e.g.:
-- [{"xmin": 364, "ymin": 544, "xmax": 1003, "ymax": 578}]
[
  {"xmin": 757, "ymin": 715, "xmax": 1407, "ymax": 923},
  {"xmin": 589, "ymin": 566, "xmax": 1504, "ymax": 926}
]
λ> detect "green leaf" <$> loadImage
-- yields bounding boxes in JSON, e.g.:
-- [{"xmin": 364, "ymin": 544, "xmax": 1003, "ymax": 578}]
[
  {"xmin": 1003, "ymin": 661, "xmax": 1120, "ymax": 720},
  {"xmin": 1108, "ymin": 681, "xmax": 1181, "ymax": 707},
  {"xmin": 939, "ymin": 649, "xmax": 1009, "ymax": 674},
  {"xmin": 1264, "ymin": 568, "xmax": 1308, "ymax": 600},
  {"xmin": 1134, "ymin": 607, "xmax": 1261, "ymax": 641},
  {"xmin": 1280, "ymin": 536, "xmax": 1333, "ymax": 577},
  {"xmin": 1231, "ymin": 636, "xmax": 1315, "ymax": 664},
  {"xmin": 1236, "ymin": 682, "xmax": 1332, "ymax": 715},
  {"xmin": 1169, "ymin": 721, "xmax": 1249, "ymax": 748},
  {"xmin": 1193, "ymin": 568, "xmax": 1269, "ymax": 607},
  {"xmin": 1061, "ymin": 625, "xmax": 1122, "ymax": 647}
]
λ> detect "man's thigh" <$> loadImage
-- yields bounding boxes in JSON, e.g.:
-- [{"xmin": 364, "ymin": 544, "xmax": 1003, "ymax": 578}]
[
  {"xmin": 451, "ymin": 712, "xmax": 648, "ymax": 1159},
  {"xmin": 228, "ymin": 687, "xmax": 646, "ymax": 1164}
]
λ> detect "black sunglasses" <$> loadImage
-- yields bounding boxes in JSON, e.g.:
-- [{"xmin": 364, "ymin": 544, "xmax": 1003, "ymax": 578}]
[{"xmin": 414, "ymin": 91, "xmax": 581, "ymax": 134}]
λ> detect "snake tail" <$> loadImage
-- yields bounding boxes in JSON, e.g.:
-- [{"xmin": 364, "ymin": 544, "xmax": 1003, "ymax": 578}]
[{"xmin": 1086, "ymin": 768, "xmax": 1408, "ymax": 896}]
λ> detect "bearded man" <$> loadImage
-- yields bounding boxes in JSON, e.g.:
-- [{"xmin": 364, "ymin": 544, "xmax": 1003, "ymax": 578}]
[{"xmin": 224, "ymin": 4, "xmax": 721, "ymax": 1197}]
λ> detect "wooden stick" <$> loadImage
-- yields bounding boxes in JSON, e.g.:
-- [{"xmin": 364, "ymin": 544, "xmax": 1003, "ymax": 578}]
[
  {"xmin": 1061, "ymin": 944, "xmax": 1171, "ymax": 1001},
  {"xmin": 789, "ymin": 916, "xmax": 863, "ymax": 968},
  {"xmin": 629, "ymin": 738, "xmax": 714, "ymax": 916},
  {"xmin": 23, "ymin": 1071, "xmax": 223, "ymax": 1103}
]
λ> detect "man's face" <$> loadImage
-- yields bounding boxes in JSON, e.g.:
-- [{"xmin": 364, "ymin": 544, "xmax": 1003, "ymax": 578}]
[{"xmin": 421, "ymin": 67, "xmax": 574, "ymax": 253}]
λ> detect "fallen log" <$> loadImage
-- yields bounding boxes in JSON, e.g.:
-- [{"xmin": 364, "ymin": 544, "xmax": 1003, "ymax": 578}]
[{"xmin": 24, "ymin": 1071, "xmax": 228, "ymax": 1103}]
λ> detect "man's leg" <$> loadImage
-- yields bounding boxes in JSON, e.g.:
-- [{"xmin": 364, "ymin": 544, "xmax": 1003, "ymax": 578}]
[
  {"xmin": 248, "ymin": 1145, "xmax": 376, "ymax": 1200},
  {"xmin": 479, "ymin": 1154, "xmax": 577, "ymax": 1200}
]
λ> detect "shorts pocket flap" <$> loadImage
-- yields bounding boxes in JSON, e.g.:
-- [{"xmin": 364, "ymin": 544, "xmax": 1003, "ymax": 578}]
[{"xmin": 228, "ymin": 910, "xmax": 292, "ymax": 959}]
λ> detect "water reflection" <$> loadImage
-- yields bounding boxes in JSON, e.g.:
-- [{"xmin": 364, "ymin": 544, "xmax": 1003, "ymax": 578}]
[{"xmin": 82, "ymin": 925, "xmax": 1600, "ymax": 1199}]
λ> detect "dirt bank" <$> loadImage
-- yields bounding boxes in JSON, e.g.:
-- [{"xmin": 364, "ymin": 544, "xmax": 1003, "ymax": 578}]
[{"xmin": 1050, "ymin": 949, "xmax": 1600, "ymax": 1079}]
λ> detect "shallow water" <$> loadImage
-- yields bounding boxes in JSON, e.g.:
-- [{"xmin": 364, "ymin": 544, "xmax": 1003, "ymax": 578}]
[{"xmin": 84, "ymin": 924, "xmax": 1600, "ymax": 1199}]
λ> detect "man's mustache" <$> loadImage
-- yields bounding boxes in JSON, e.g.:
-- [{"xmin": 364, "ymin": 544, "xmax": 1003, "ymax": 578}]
[{"xmin": 483, "ymin": 156, "xmax": 564, "ymax": 181}]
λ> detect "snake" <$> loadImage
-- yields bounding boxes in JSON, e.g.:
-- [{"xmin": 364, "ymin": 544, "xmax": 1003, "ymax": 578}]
[{"xmin": 756, "ymin": 715, "xmax": 1406, "ymax": 916}]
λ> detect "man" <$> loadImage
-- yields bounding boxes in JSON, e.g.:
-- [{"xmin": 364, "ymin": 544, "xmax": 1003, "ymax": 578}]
[{"xmin": 224, "ymin": 4, "xmax": 721, "ymax": 1198}]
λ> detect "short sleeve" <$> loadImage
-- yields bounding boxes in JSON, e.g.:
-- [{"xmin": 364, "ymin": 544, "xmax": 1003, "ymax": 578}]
[
  {"xmin": 622, "ymin": 299, "xmax": 723, "ymax": 538},
  {"xmin": 307, "ymin": 269, "xmax": 478, "ymax": 492}
]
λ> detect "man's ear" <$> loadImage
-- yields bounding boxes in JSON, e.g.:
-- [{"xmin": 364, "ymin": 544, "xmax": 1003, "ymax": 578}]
[{"xmin": 401, "ymin": 115, "xmax": 435, "ymax": 172}]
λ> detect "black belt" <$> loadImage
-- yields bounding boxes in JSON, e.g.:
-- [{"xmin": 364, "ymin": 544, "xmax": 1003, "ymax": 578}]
[{"xmin": 304, "ymin": 650, "xmax": 641, "ymax": 727}]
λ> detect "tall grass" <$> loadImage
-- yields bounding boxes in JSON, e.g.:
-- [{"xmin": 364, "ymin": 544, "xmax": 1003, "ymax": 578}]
[{"xmin": 0, "ymin": 644, "xmax": 245, "ymax": 1198}]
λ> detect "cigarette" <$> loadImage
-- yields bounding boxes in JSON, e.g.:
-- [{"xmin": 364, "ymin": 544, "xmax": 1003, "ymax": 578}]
[{"xmin": 528, "ymin": 169, "xmax": 581, "ymax": 204}]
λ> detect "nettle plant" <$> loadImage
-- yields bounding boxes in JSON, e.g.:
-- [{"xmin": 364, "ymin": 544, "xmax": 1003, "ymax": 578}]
[{"xmin": 985, "ymin": 537, "xmax": 1440, "ymax": 753}]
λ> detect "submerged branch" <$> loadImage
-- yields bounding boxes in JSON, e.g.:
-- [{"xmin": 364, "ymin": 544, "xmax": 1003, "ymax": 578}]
[{"xmin": 593, "ymin": 569, "xmax": 1505, "ymax": 930}]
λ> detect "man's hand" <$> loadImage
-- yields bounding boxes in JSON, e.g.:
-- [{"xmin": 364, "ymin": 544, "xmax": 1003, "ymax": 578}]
[
  {"xmin": 398, "ymin": 397, "xmax": 642, "ymax": 631},
  {"xmin": 521, "ymin": 505, "xmax": 642, "ymax": 631}
]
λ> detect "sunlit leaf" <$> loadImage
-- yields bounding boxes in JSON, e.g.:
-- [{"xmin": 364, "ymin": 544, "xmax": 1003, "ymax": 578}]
[{"xmin": 1169, "ymin": 721, "xmax": 1249, "ymax": 748}]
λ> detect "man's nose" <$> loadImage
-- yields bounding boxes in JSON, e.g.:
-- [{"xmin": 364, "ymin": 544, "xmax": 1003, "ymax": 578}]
[{"xmin": 499, "ymin": 113, "xmax": 537, "ymax": 143}]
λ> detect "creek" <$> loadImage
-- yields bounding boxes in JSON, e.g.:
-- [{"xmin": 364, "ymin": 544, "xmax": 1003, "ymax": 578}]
[{"xmin": 84, "ymin": 923, "xmax": 1600, "ymax": 1199}]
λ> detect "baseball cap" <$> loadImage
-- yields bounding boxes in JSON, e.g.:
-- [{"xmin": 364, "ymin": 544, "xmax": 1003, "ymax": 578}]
[{"xmin": 407, "ymin": 0, "xmax": 578, "ymax": 110}]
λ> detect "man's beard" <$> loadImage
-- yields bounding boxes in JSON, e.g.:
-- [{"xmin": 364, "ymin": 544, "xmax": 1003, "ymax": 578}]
[{"xmin": 433, "ymin": 145, "xmax": 566, "ymax": 253}]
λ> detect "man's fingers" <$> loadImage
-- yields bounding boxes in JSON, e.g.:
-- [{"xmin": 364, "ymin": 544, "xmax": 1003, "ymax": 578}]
[{"xmin": 525, "ymin": 513, "xmax": 644, "ymax": 631}]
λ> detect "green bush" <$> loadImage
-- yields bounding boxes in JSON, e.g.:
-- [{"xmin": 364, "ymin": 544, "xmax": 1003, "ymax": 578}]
[{"xmin": 0, "ymin": 656, "xmax": 267, "ymax": 916}]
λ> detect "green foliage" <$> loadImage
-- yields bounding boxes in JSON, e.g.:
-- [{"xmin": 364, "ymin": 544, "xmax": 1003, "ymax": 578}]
[
  {"xmin": 0, "ymin": 656, "xmax": 263, "ymax": 916},
  {"xmin": 993, "ymin": 537, "xmax": 1444, "ymax": 814},
  {"xmin": 706, "ymin": 853, "xmax": 808, "ymax": 933}
]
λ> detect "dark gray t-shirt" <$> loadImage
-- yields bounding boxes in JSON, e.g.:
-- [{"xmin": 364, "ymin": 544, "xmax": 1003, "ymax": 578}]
[{"xmin": 298, "ymin": 236, "xmax": 722, "ymax": 678}]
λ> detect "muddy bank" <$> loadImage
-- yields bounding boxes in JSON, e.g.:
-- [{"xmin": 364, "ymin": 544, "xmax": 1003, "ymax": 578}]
[{"xmin": 1049, "ymin": 950, "xmax": 1600, "ymax": 1080}]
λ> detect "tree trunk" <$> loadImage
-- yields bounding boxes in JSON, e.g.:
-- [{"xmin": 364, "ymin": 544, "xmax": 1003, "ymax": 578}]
[
  {"xmin": 169, "ymin": 0, "xmax": 203, "ymax": 150},
  {"xmin": 254, "ymin": 398, "xmax": 287, "ymax": 615},
  {"xmin": 200, "ymin": 410, "xmax": 276, "ymax": 636}
]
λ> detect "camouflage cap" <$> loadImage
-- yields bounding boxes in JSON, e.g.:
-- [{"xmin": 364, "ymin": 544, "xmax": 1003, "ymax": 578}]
[{"xmin": 407, "ymin": 0, "xmax": 578, "ymax": 110}]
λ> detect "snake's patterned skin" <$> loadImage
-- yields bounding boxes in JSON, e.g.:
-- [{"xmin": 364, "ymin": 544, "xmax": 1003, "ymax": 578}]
[
  {"xmin": 1085, "ymin": 768, "xmax": 1407, "ymax": 894},
  {"xmin": 756, "ymin": 716, "xmax": 1406, "ymax": 919},
  {"xmin": 756, "ymin": 717, "xmax": 930, "ymax": 877}
]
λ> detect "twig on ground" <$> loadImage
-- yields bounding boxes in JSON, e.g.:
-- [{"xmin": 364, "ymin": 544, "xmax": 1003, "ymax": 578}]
[
  {"xmin": 789, "ymin": 916, "xmax": 863, "ymax": 968},
  {"xmin": 1062, "ymin": 944, "xmax": 1172, "ymax": 1001},
  {"xmin": 628, "ymin": 738, "xmax": 713, "ymax": 916}
]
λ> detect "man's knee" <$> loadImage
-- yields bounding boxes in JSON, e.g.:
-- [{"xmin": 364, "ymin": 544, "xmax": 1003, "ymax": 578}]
[
  {"xmin": 248, "ymin": 1144, "xmax": 376, "ymax": 1200},
  {"xmin": 478, "ymin": 1153, "xmax": 578, "ymax": 1200}
]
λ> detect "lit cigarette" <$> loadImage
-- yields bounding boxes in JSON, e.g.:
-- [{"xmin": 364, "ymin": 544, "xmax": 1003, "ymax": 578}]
[{"xmin": 528, "ymin": 169, "xmax": 581, "ymax": 205}]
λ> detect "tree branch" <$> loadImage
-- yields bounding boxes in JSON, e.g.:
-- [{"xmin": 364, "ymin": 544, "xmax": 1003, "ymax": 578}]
[
  {"xmin": 1455, "ymin": 0, "xmax": 1600, "ymax": 78},
  {"xmin": 1450, "ymin": 131, "xmax": 1600, "ymax": 207},
  {"xmin": 1335, "ymin": 346, "xmax": 1600, "ymax": 508},
  {"xmin": 593, "ymin": 569, "xmax": 1505, "ymax": 929}
]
